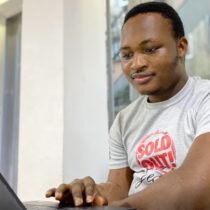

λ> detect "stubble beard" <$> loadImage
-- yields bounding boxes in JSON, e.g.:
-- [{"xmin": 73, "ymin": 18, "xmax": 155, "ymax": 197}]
[{"xmin": 137, "ymin": 53, "xmax": 180, "ymax": 101}]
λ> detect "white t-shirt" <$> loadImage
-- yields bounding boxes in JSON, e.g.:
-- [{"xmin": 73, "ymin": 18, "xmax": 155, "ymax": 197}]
[{"xmin": 109, "ymin": 77, "xmax": 210, "ymax": 195}]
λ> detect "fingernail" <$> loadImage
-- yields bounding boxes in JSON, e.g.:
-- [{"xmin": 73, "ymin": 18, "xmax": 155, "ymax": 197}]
[
  {"xmin": 75, "ymin": 198, "xmax": 83, "ymax": 206},
  {"xmin": 86, "ymin": 196, "xmax": 93, "ymax": 203},
  {"xmin": 55, "ymin": 192, "xmax": 62, "ymax": 199},
  {"xmin": 45, "ymin": 192, "xmax": 50, "ymax": 197}
]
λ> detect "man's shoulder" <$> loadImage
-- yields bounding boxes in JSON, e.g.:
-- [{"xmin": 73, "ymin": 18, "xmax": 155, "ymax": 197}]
[
  {"xmin": 191, "ymin": 76, "xmax": 210, "ymax": 88},
  {"xmin": 188, "ymin": 77, "xmax": 210, "ymax": 109},
  {"xmin": 191, "ymin": 76, "xmax": 210, "ymax": 95}
]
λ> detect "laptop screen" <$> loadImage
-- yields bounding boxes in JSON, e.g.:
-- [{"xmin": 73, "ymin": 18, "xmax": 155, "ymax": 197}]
[{"xmin": 0, "ymin": 173, "xmax": 26, "ymax": 210}]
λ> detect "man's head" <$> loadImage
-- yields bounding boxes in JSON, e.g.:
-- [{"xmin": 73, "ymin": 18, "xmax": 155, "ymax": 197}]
[
  {"xmin": 123, "ymin": 1, "xmax": 185, "ymax": 40},
  {"xmin": 120, "ymin": 2, "xmax": 188, "ymax": 103}
]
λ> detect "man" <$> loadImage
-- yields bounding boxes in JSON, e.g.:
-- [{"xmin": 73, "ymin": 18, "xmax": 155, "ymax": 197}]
[{"xmin": 46, "ymin": 2, "xmax": 210, "ymax": 209}]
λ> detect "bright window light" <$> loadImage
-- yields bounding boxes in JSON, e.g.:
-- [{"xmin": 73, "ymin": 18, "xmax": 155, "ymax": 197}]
[{"xmin": 0, "ymin": 0, "xmax": 8, "ymax": 5}]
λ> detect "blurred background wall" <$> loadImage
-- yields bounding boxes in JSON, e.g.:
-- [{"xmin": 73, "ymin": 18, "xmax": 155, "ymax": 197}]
[{"xmin": 0, "ymin": 0, "xmax": 109, "ymax": 201}]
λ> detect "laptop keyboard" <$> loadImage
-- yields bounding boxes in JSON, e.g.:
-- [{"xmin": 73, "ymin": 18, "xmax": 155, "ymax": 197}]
[
  {"xmin": 24, "ymin": 201, "xmax": 59, "ymax": 210},
  {"xmin": 26, "ymin": 204, "xmax": 56, "ymax": 210}
]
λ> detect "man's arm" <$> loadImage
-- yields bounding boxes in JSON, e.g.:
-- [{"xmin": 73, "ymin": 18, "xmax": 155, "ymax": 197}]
[
  {"xmin": 112, "ymin": 132, "xmax": 210, "ymax": 210},
  {"xmin": 46, "ymin": 167, "xmax": 133, "ymax": 206},
  {"xmin": 97, "ymin": 167, "xmax": 133, "ymax": 203}
]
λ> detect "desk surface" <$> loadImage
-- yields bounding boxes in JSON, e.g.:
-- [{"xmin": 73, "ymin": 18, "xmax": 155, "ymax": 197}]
[{"xmin": 24, "ymin": 201, "xmax": 135, "ymax": 210}]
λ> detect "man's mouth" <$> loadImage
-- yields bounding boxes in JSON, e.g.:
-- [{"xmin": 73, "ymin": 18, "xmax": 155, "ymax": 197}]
[{"xmin": 131, "ymin": 72, "xmax": 155, "ymax": 84}]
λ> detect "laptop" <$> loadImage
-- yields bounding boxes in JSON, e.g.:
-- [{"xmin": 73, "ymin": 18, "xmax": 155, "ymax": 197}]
[{"xmin": 0, "ymin": 173, "xmax": 135, "ymax": 210}]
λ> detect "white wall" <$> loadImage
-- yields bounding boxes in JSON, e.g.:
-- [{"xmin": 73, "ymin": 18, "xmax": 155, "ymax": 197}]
[
  {"xmin": 0, "ymin": 15, "xmax": 5, "ymax": 111},
  {"xmin": 18, "ymin": 0, "xmax": 109, "ymax": 201},
  {"xmin": 15, "ymin": 0, "xmax": 109, "ymax": 201},
  {"xmin": 63, "ymin": 0, "xmax": 109, "ymax": 183},
  {"xmin": 18, "ymin": 0, "xmax": 63, "ymax": 201},
  {"xmin": 0, "ymin": 15, "xmax": 5, "ymax": 168}
]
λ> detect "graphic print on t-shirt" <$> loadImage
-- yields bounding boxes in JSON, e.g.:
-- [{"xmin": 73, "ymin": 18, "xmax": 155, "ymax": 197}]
[{"xmin": 135, "ymin": 130, "xmax": 176, "ymax": 189}]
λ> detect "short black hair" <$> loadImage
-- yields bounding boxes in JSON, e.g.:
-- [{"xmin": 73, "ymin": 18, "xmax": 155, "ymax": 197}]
[{"xmin": 123, "ymin": 1, "xmax": 185, "ymax": 40}]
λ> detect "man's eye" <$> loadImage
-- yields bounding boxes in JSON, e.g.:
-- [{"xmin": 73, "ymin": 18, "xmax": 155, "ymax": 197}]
[
  {"xmin": 120, "ymin": 52, "xmax": 133, "ymax": 61},
  {"xmin": 144, "ymin": 47, "xmax": 157, "ymax": 54}
]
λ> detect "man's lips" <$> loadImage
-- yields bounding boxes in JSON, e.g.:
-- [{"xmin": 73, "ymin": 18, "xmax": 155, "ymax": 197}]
[{"xmin": 130, "ymin": 72, "xmax": 155, "ymax": 84}]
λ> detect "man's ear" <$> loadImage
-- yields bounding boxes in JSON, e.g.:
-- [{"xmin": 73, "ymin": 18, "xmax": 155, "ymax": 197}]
[{"xmin": 177, "ymin": 37, "xmax": 188, "ymax": 59}]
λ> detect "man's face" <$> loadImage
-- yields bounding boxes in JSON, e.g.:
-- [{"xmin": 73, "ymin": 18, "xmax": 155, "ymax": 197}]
[{"xmin": 120, "ymin": 13, "xmax": 188, "ymax": 102}]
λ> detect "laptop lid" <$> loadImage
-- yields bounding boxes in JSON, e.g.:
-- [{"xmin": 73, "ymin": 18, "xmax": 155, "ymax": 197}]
[{"xmin": 0, "ymin": 173, "xmax": 26, "ymax": 210}]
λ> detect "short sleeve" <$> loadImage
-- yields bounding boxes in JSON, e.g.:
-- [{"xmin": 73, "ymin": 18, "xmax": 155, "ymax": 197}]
[
  {"xmin": 195, "ymin": 95, "xmax": 210, "ymax": 138},
  {"xmin": 108, "ymin": 112, "xmax": 128, "ymax": 169}
]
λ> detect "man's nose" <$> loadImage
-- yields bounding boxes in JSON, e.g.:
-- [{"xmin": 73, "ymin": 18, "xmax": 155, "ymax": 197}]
[{"xmin": 131, "ymin": 53, "xmax": 147, "ymax": 70}]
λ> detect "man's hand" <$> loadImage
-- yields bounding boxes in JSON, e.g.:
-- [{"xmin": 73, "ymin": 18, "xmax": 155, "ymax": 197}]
[
  {"xmin": 46, "ymin": 168, "xmax": 132, "ymax": 207},
  {"xmin": 45, "ymin": 176, "xmax": 107, "ymax": 207}
]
